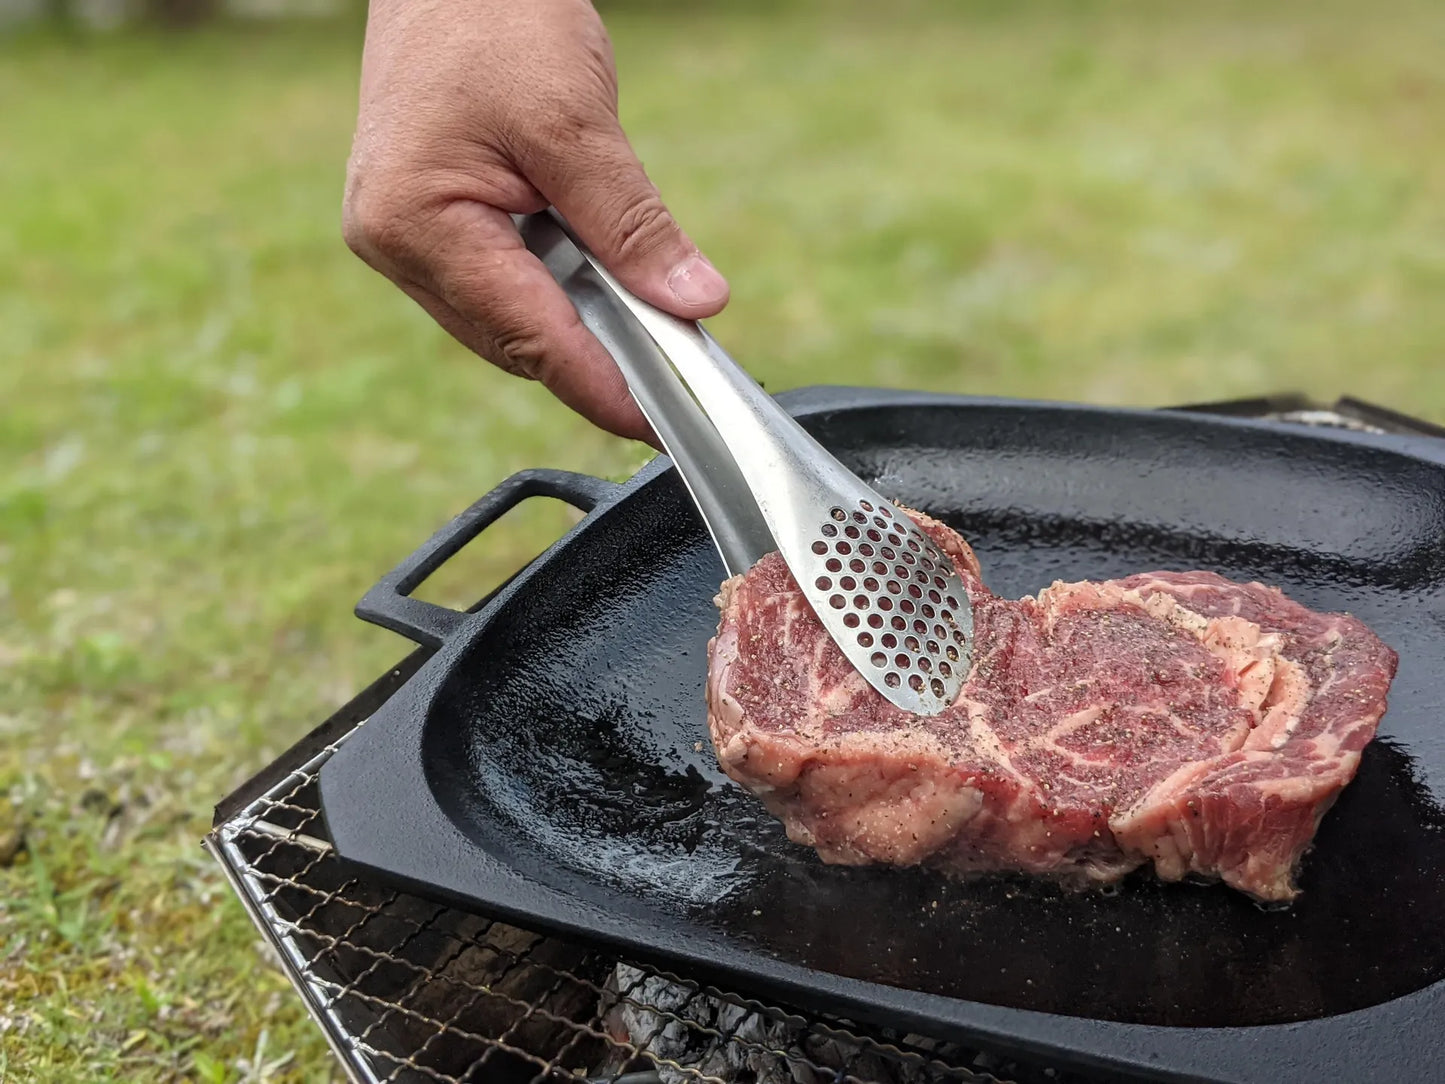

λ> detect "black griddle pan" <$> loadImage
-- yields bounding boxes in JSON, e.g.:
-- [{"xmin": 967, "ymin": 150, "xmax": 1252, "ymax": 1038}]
[{"xmin": 319, "ymin": 390, "xmax": 1445, "ymax": 1083}]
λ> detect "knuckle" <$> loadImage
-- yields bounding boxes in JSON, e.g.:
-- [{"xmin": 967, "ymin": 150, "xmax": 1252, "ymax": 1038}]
[
  {"xmin": 608, "ymin": 193, "xmax": 676, "ymax": 265},
  {"xmin": 488, "ymin": 322, "xmax": 550, "ymax": 381},
  {"xmin": 340, "ymin": 204, "xmax": 377, "ymax": 262},
  {"xmin": 341, "ymin": 167, "xmax": 416, "ymax": 264}
]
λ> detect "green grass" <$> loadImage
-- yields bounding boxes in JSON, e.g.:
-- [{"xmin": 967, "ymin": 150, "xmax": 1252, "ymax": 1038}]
[{"xmin": 3, "ymin": 2, "xmax": 1444, "ymax": 1078}]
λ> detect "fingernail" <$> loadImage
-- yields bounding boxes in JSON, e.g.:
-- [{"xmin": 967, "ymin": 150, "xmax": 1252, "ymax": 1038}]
[{"xmin": 666, "ymin": 254, "xmax": 728, "ymax": 307}]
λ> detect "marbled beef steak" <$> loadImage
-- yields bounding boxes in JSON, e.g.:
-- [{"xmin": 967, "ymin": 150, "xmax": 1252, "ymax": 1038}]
[{"xmin": 706, "ymin": 510, "xmax": 1398, "ymax": 901}]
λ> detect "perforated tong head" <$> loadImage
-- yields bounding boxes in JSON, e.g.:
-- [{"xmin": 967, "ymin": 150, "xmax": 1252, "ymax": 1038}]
[{"xmin": 519, "ymin": 210, "xmax": 972, "ymax": 715}]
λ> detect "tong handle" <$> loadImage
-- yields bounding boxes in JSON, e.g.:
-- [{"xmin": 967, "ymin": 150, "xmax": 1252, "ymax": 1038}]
[
  {"xmin": 522, "ymin": 210, "xmax": 861, "ymax": 569},
  {"xmin": 517, "ymin": 212, "xmax": 773, "ymax": 576}
]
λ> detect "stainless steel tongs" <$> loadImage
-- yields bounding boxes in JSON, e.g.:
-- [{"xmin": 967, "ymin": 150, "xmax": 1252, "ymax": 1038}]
[{"xmin": 520, "ymin": 210, "xmax": 972, "ymax": 715}]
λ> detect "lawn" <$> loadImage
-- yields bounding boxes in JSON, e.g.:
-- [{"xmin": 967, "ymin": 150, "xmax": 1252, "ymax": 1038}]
[{"xmin": 2, "ymin": 1, "xmax": 1443, "ymax": 1079}]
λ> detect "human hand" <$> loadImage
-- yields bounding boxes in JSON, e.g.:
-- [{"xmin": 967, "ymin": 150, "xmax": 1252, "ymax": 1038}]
[{"xmin": 342, "ymin": 0, "xmax": 729, "ymax": 444}]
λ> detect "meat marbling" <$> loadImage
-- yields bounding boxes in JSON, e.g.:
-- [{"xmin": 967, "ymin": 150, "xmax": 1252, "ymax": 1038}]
[{"xmin": 705, "ymin": 510, "xmax": 1397, "ymax": 901}]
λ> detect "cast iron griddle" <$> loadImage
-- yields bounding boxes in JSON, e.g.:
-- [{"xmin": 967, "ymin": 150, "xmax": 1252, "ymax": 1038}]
[{"xmin": 319, "ymin": 390, "xmax": 1445, "ymax": 1083}]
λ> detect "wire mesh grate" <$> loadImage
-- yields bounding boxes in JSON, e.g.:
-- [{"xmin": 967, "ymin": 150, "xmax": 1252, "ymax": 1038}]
[{"xmin": 207, "ymin": 737, "xmax": 1090, "ymax": 1084}]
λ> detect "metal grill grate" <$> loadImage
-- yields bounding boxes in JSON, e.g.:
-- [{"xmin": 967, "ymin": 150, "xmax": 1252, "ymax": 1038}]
[
  {"xmin": 207, "ymin": 737, "xmax": 1082, "ymax": 1084},
  {"xmin": 206, "ymin": 398, "xmax": 1435, "ymax": 1084}
]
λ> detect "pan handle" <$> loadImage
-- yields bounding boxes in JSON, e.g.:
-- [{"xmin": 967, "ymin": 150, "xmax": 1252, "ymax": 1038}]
[{"xmin": 355, "ymin": 469, "xmax": 620, "ymax": 648}]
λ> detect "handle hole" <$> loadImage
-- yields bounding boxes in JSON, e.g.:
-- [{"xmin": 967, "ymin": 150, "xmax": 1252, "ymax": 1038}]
[{"xmin": 410, "ymin": 497, "xmax": 580, "ymax": 612}]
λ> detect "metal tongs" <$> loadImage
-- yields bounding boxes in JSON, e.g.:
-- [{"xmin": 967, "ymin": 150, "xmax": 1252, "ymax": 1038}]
[{"xmin": 519, "ymin": 210, "xmax": 972, "ymax": 715}]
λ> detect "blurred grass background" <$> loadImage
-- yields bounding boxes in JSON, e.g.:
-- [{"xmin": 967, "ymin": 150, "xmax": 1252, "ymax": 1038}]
[{"xmin": 2, "ymin": 1, "xmax": 1444, "ymax": 1079}]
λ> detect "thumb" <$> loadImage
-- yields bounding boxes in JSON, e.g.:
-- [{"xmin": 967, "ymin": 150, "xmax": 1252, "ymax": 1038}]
[{"xmin": 524, "ymin": 125, "xmax": 730, "ymax": 319}]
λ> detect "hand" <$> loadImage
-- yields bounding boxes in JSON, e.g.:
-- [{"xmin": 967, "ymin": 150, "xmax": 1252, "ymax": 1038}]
[{"xmin": 342, "ymin": 0, "xmax": 729, "ymax": 444}]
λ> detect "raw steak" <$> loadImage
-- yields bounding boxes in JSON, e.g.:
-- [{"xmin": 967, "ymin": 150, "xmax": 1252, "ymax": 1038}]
[{"xmin": 705, "ymin": 510, "xmax": 1397, "ymax": 901}]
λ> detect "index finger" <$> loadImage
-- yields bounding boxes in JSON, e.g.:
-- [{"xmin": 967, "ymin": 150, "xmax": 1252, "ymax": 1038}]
[{"xmin": 399, "ymin": 199, "xmax": 657, "ymax": 445}]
